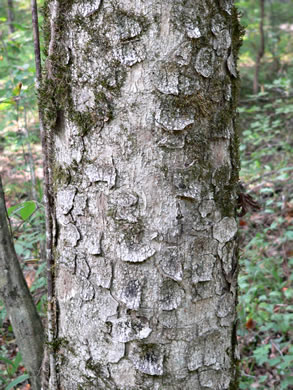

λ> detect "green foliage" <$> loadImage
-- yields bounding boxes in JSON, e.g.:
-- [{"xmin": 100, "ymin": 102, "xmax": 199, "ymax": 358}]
[
  {"xmin": 239, "ymin": 80, "xmax": 293, "ymax": 180},
  {"xmin": 0, "ymin": 5, "xmax": 46, "ymax": 388},
  {"xmin": 238, "ymin": 80, "xmax": 293, "ymax": 389},
  {"xmin": 0, "ymin": 7, "xmax": 37, "ymax": 126},
  {"xmin": 0, "ymin": 0, "xmax": 43, "ymax": 199},
  {"xmin": 0, "ymin": 194, "xmax": 46, "ymax": 385},
  {"xmin": 6, "ymin": 198, "xmax": 45, "ymax": 260},
  {"xmin": 236, "ymin": 0, "xmax": 293, "ymax": 94},
  {"xmin": 8, "ymin": 200, "xmax": 36, "ymax": 219},
  {"xmin": 0, "ymin": 197, "xmax": 46, "ymax": 384},
  {"xmin": 4, "ymin": 374, "xmax": 30, "ymax": 390},
  {"xmin": 0, "ymin": 351, "xmax": 29, "ymax": 389},
  {"xmin": 0, "ymin": 352, "xmax": 22, "ymax": 378}
]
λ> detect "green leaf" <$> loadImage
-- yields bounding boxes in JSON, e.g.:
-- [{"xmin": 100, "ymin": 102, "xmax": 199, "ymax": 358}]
[
  {"xmin": 258, "ymin": 375, "xmax": 267, "ymax": 383},
  {"xmin": 268, "ymin": 356, "xmax": 281, "ymax": 367},
  {"xmin": 30, "ymin": 276, "xmax": 47, "ymax": 292},
  {"xmin": 279, "ymin": 166, "xmax": 293, "ymax": 172},
  {"xmin": 11, "ymin": 23, "xmax": 30, "ymax": 31},
  {"xmin": 0, "ymin": 101, "xmax": 13, "ymax": 110},
  {"xmin": 284, "ymin": 230, "xmax": 293, "ymax": 240},
  {"xmin": 253, "ymin": 344, "xmax": 270, "ymax": 365},
  {"xmin": 281, "ymin": 376, "xmax": 293, "ymax": 390},
  {"xmin": 10, "ymin": 352, "xmax": 22, "ymax": 375},
  {"xmin": 0, "ymin": 356, "xmax": 14, "ymax": 366},
  {"xmin": 5, "ymin": 374, "xmax": 29, "ymax": 390},
  {"xmin": 284, "ymin": 289, "xmax": 293, "ymax": 299},
  {"xmin": 279, "ymin": 355, "xmax": 293, "ymax": 369},
  {"xmin": 7, "ymin": 201, "xmax": 36, "ymax": 220}
]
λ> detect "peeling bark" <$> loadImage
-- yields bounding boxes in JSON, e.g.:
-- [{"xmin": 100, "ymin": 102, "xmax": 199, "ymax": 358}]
[{"xmin": 41, "ymin": 1, "xmax": 242, "ymax": 388}]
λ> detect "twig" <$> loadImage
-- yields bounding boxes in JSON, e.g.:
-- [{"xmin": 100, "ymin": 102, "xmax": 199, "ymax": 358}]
[
  {"xmin": 240, "ymin": 94, "xmax": 293, "ymax": 104},
  {"xmin": 23, "ymin": 104, "xmax": 38, "ymax": 201},
  {"xmin": 31, "ymin": 0, "xmax": 42, "ymax": 85},
  {"xmin": 271, "ymin": 341, "xmax": 283, "ymax": 357},
  {"xmin": 241, "ymin": 372, "xmax": 255, "ymax": 378},
  {"xmin": 4, "ymin": 192, "xmax": 13, "ymax": 238},
  {"xmin": 246, "ymin": 170, "xmax": 278, "ymax": 185},
  {"xmin": 246, "ymin": 167, "xmax": 293, "ymax": 185},
  {"xmin": 24, "ymin": 258, "xmax": 41, "ymax": 263},
  {"xmin": 31, "ymin": 0, "xmax": 57, "ymax": 388}
]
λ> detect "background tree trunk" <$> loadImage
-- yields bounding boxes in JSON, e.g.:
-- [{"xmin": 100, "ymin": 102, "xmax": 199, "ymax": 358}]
[
  {"xmin": 0, "ymin": 177, "xmax": 44, "ymax": 390},
  {"xmin": 41, "ymin": 1, "xmax": 242, "ymax": 388},
  {"xmin": 253, "ymin": 0, "xmax": 265, "ymax": 94},
  {"xmin": 7, "ymin": 0, "xmax": 15, "ymax": 34}
]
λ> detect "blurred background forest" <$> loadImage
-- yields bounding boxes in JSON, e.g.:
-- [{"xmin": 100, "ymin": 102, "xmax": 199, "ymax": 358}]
[{"xmin": 0, "ymin": 0, "xmax": 292, "ymax": 389}]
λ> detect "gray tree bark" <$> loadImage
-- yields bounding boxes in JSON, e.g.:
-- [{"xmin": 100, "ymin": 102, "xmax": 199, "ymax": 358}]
[{"xmin": 41, "ymin": 1, "xmax": 242, "ymax": 389}]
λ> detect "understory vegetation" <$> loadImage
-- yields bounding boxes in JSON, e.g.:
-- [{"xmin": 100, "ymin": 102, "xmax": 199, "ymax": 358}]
[
  {"xmin": 238, "ymin": 83, "xmax": 293, "ymax": 389},
  {"xmin": 0, "ymin": 0, "xmax": 292, "ymax": 389}
]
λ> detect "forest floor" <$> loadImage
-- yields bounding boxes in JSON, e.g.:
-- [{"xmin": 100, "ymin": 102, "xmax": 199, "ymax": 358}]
[{"xmin": 237, "ymin": 90, "xmax": 293, "ymax": 389}]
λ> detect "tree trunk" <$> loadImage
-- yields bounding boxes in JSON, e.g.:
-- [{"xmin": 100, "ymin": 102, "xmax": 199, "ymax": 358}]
[
  {"xmin": 41, "ymin": 1, "xmax": 242, "ymax": 389},
  {"xmin": 253, "ymin": 0, "xmax": 265, "ymax": 94},
  {"xmin": 7, "ymin": 0, "xmax": 15, "ymax": 34}
]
